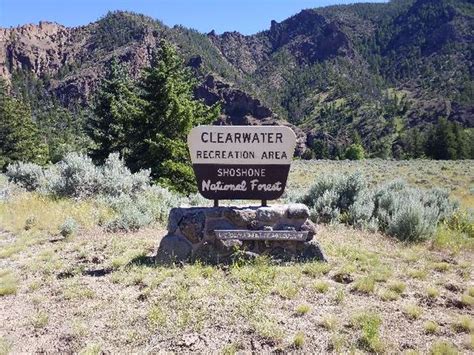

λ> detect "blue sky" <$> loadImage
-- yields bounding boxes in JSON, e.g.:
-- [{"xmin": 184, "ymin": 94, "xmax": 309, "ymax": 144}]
[{"xmin": 0, "ymin": 0, "xmax": 386, "ymax": 35}]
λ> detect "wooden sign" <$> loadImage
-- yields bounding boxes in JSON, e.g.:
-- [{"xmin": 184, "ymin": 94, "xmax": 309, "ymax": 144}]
[
  {"xmin": 188, "ymin": 125, "xmax": 297, "ymax": 200},
  {"xmin": 216, "ymin": 230, "xmax": 308, "ymax": 241}
]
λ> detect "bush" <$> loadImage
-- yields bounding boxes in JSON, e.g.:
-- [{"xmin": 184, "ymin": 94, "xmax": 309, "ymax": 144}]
[
  {"xmin": 345, "ymin": 144, "xmax": 365, "ymax": 160},
  {"xmin": 60, "ymin": 217, "xmax": 78, "ymax": 237},
  {"xmin": 100, "ymin": 153, "xmax": 150, "ymax": 197},
  {"xmin": 45, "ymin": 153, "xmax": 101, "ymax": 198},
  {"xmin": 105, "ymin": 185, "xmax": 189, "ymax": 231},
  {"xmin": 301, "ymin": 174, "xmax": 457, "ymax": 241},
  {"xmin": 300, "ymin": 173, "xmax": 367, "ymax": 223},
  {"xmin": 372, "ymin": 180, "xmax": 457, "ymax": 241},
  {"xmin": 6, "ymin": 162, "xmax": 44, "ymax": 191},
  {"xmin": 7, "ymin": 153, "xmax": 152, "ymax": 199}
]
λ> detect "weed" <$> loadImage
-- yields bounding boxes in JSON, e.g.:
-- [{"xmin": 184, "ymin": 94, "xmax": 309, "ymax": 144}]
[
  {"xmin": 468, "ymin": 286, "xmax": 474, "ymax": 297},
  {"xmin": 31, "ymin": 310, "xmax": 49, "ymax": 329},
  {"xmin": 351, "ymin": 311, "xmax": 384, "ymax": 353},
  {"xmin": 334, "ymin": 289, "xmax": 345, "ymax": 304},
  {"xmin": 408, "ymin": 268, "xmax": 428, "ymax": 280},
  {"xmin": 381, "ymin": 289, "xmax": 399, "ymax": 301},
  {"xmin": 275, "ymin": 280, "xmax": 300, "ymax": 299},
  {"xmin": 295, "ymin": 304, "xmax": 311, "ymax": 316},
  {"xmin": 353, "ymin": 276, "xmax": 375, "ymax": 294},
  {"xmin": 252, "ymin": 316, "xmax": 283, "ymax": 342},
  {"xmin": 329, "ymin": 334, "xmax": 346, "ymax": 352},
  {"xmin": 424, "ymin": 321, "xmax": 439, "ymax": 334},
  {"xmin": 432, "ymin": 262, "xmax": 450, "ymax": 272},
  {"xmin": 388, "ymin": 280, "xmax": 406, "ymax": 294},
  {"xmin": 293, "ymin": 332, "xmax": 305, "ymax": 348},
  {"xmin": 0, "ymin": 271, "xmax": 18, "ymax": 296},
  {"xmin": 302, "ymin": 262, "xmax": 332, "ymax": 277},
  {"xmin": 404, "ymin": 304, "xmax": 423, "ymax": 320},
  {"xmin": 320, "ymin": 314, "xmax": 338, "ymax": 331},
  {"xmin": 0, "ymin": 337, "xmax": 11, "ymax": 355},
  {"xmin": 313, "ymin": 280, "xmax": 330, "ymax": 293},
  {"xmin": 78, "ymin": 343, "xmax": 102, "ymax": 355},
  {"xmin": 148, "ymin": 304, "xmax": 167, "ymax": 329},
  {"xmin": 452, "ymin": 315, "xmax": 473, "ymax": 333},
  {"xmin": 429, "ymin": 341, "xmax": 458, "ymax": 355},
  {"xmin": 427, "ymin": 287, "xmax": 440, "ymax": 299},
  {"xmin": 461, "ymin": 294, "xmax": 474, "ymax": 307}
]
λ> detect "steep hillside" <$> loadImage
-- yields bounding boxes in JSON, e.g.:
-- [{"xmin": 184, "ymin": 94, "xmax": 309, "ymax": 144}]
[{"xmin": 0, "ymin": 0, "xmax": 473, "ymax": 158}]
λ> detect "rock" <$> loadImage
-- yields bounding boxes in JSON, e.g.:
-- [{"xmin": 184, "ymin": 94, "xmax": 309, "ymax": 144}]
[
  {"xmin": 300, "ymin": 219, "xmax": 318, "ymax": 241},
  {"xmin": 287, "ymin": 203, "xmax": 310, "ymax": 219},
  {"xmin": 178, "ymin": 211, "xmax": 205, "ymax": 243},
  {"xmin": 157, "ymin": 204, "xmax": 324, "ymax": 263},
  {"xmin": 167, "ymin": 208, "xmax": 185, "ymax": 234},
  {"xmin": 256, "ymin": 206, "xmax": 284, "ymax": 222},
  {"xmin": 332, "ymin": 272, "xmax": 353, "ymax": 284},
  {"xmin": 223, "ymin": 208, "xmax": 257, "ymax": 227},
  {"xmin": 156, "ymin": 235, "xmax": 193, "ymax": 264},
  {"xmin": 298, "ymin": 241, "xmax": 326, "ymax": 261}
]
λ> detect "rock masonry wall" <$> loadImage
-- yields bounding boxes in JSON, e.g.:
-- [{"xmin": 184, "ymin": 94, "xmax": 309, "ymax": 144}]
[{"xmin": 156, "ymin": 204, "xmax": 325, "ymax": 264}]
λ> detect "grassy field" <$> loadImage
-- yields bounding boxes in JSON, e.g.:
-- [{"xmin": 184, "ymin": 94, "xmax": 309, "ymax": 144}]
[{"xmin": 1, "ymin": 160, "xmax": 473, "ymax": 353}]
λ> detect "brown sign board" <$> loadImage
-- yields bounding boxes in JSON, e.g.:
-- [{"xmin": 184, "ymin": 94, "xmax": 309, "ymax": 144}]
[
  {"xmin": 215, "ymin": 230, "xmax": 308, "ymax": 241},
  {"xmin": 188, "ymin": 126, "xmax": 297, "ymax": 200}
]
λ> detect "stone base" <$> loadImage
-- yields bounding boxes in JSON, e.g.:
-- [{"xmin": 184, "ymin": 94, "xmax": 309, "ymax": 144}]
[{"xmin": 156, "ymin": 204, "xmax": 325, "ymax": 264}]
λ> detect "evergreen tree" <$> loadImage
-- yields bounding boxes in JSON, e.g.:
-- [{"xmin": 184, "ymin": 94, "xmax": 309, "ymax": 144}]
[
  {"xmin": 0, "ymin": 79, "xmax": 48, "ymax": 169},
  {"xmin": 131, "ymin": 40, "xmax": 220, "ymax": 193},
  {"xmin": 88, "ymin": 58, "xmax": 143, "ymax": 164},
  {"xmin": 37, "ymin": 103, "xmax": 92, "ymax": 163},
  {"xmin": 425, "ymin": 118, "xmax": 466, "ymax": 160}
]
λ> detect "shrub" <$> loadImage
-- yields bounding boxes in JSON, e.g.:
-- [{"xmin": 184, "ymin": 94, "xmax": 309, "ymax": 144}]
[
  {"xmin": 301, "ymin": 174, "xmax": 457, "ymax": 242},
  {"xmin": 105, "ymin": 185, "xmax": 187, "ymax": 231},
  {"xmin": 372, "ymin": 180, "xmax": 457, "ymax": 241},
  {"xmin": 345, "ymin": 144, "xmax": 365, "ymax": 160},
  {"xmin": 300, "ymin": 173, "xmax": 367, "ymax": 223},
  {"xmin": 6, "ymin": 162, "xmax": 44, "ymax": 191},
  {"xmin": 60, "ymin": 217, "xmax": 78, "ymax": 237},
  {"xmin": 46, "ymin": 153, "xmax": 101, "ymax": 198},
  {"xmin": 100, "ymin": 153, "xmax": 150, "ymax": 197}
]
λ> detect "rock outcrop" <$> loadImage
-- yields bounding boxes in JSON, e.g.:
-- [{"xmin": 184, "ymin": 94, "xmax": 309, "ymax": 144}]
[{"xmin": 156, "ymin": 204, "xmax": 325, "ymax": 264}]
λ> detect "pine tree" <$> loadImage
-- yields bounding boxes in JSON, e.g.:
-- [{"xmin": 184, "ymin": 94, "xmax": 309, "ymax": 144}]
[
  {"xmin": 131, "ymin": 40, "xmax": 220, "ymax": 193},
  {"xmin": 0, "ymin": 79, "xmax": 48, "ymax": 169},
  {"xmin": 88, "ymin": 58, "xmax": 143, "ymax": 164}
]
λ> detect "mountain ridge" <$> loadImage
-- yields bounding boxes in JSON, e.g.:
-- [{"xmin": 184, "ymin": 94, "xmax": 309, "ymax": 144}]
[{"xmin": 1, "ymin": 0, "xmax": 473, "ymax": 158}]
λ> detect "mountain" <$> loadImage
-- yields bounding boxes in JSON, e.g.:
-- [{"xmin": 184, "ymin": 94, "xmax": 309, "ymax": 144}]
[{"xmin": 0, "ymin": 0, "xmax": 473, "ymax": 158}]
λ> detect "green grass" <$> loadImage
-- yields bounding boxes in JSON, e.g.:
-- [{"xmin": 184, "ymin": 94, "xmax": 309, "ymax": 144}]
[
  {"xmin": 351, "ymin": 311, "xmax": 384, "ymax": 353},
  {"xmin": 424, "ymin": 321, "xmax": 439, "ymax": 334},
  {"xmin": 313, "ymin": 280, "xmax": 330, "ymax": 293},
  {"xmin": 295, "ymin": 304, "xmax": 311, "ymax": 316},
  {"xmin": 352, "ymin": 276, "xmax": 375, "ymax": 294},
  {"xmin": 0, "ymin": 270, "xmax": 18, "ymax": 296},
  {"xmin": 320, "ymin": 314, "xmax": 338, "ymax": 331},
  {"xmin": 429, "ymin": 341, "xmax": 458, "ymax": 355},
  {"xmin": 380, "ymin": 289, "xmax": 399, "ymax": 301},
  {"xmin": 404, "ymin": 304, "xmax": 423, "ymax": 320},
  {"xmin": 427, "ymin": 287, "xmax": 440, "ymax": 299},
  {"xmin": 461, "ymin": 294, "xmax": 474, "ymax": 307},
  {"xmin": 31, "ymin": 311, "xmax": 49, "ymax": 329},
  {"xmin": 452, "ymin": 315, "xmax": 473, "ymax": 333},
  {"xmin": 293, "ymin": 332, "xmax": 305, "ymax": 348},
  {"xmin": 388, "ymin": 280, "xmax": 406, "ymax": 294}
]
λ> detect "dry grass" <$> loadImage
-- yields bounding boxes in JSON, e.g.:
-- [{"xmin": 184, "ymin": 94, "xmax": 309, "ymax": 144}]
[{"xmin": 0, "ymin": 160, "xmax": 473, "ymax": 352}]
